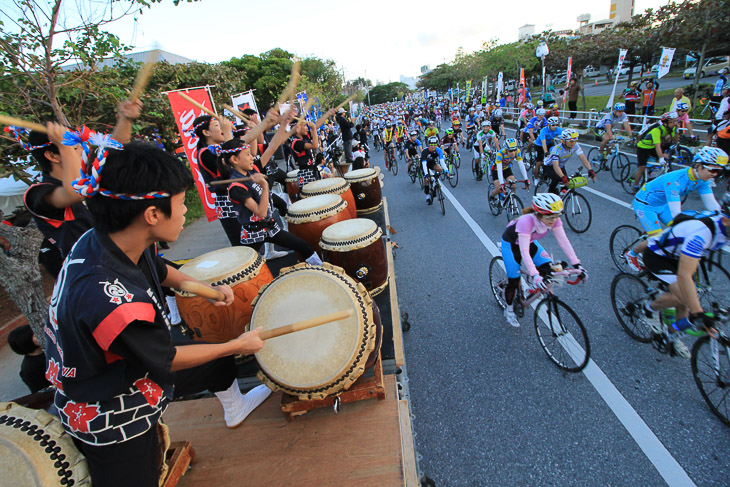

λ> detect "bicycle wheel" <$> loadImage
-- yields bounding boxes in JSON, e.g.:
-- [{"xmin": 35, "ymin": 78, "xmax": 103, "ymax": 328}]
[
  {"xmin": 472, "ymin": 157, "xmax": 480, "ymax": 180},
  {"xmin": 670, "ymin": 146, "xmax": 693, "ymax": 168},
  {"xmin": 505, "ymin": 194, "xmax": 523, "ymax": 222},
  {"xmin": 587, "ymin": 147, "xmax": 603, "ymax": 174},
  {"xmin": 611, "ymin": 153, "xmax": 630, "ymax": 182},
  {"xmin": 447, "ymin": 162, "xmax": 459, "ymax": 188},
  {"xmin": 533, "ymin": 177, "xmax": 549, "ymax": 195},
  {"xmin": 487, "ymin": 182, "xmax": 500, "ymax": 215},
  {"xmin": 696, "ymin": 261, "xmax": 730, "ymax": 312},
  {"xmin": 384, "ymin": 151, "xmax": 391, "ymax": 171},
  {"xmin": 392, "ymin": 156, "xmax": 399, "ymax": 176},
  {"xmin": 609, "ymin": 224, "xmax": 643, "ymax": 273},
  {"xmin": 437, "ymin": 185, "xmax": 445, "ymax": 215},
  {"xmin": 534, "ymin": 297, "xmax": 590, "ymax": 372},
  {"xmin": 691, "ymin": 334, "xmax": 730, "ymax": 426},
  {"xmin": 610, "ymin": 273, "xmax": 653, "ymax": 343},
  {"xmin": 489, "ymin": 257, "xmax": 509, "ymax": 310},
  {"xmin": 621, "ymin": 161, "xmax": 640, "ymax": 194},
  {"xmin": 453, "ymin": 152, "xmax": 461, "ymax": 169},
  {"xmin": 563, "ymin": 192, "xmax": 592, "ymax": 233},
  {"xmin": 408, "ymin": 163, "xmax": 417, "ymax": 183}
]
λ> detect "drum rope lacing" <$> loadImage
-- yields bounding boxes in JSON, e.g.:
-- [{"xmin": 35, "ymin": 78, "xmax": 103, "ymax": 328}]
[
  {"xmin": 288, "ymin": 199, "xmax": 348, "ymax": 219},
  {"xmin": 301, "ymin": 181, "xmax": 350, "ymax": 197},
  {"xmin": 0, "ymin": 414, "xmax": 77, "ymax": 485},
  {"xmin": 320, "ymin": 228, "xmax": 381, "ymax": 248},
  {"xmin": 259, "ymin": 266, "xmax": 372, "ymax": 397},
  {"xmin": 175, "ymin": 255, "xmax": 265, "ymax": 296}
]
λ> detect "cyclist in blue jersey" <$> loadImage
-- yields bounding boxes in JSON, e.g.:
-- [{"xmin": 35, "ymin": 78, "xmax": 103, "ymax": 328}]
[
  {"xmin": 533, "ymin": 116, "xmax": 562, "ymax": 182},
  {"xmin": 543, "ymin": 129, "xmax": 595, "ymax": 194},
  {"xmin": 522, "ymin": 108, "xmax": 547, "ymax": 148},
  {"xmin": 624, "ymin": 146, "xmax": 728, "ymax": 271},
  {"xmin": 489, "ymin": 138, "xmax": 530, "ymax": 201},
  {"xmin": 421, "ymin": 136, "xmax": 446, "ymax": 205},
  {"xmin": 595, "ymin": 103, "xmax": 633, "ymax": 160}
]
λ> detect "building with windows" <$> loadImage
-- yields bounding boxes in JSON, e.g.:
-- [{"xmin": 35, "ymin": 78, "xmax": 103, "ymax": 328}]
[
  {"xmin": 577, "ymin": 0, "xmax": 634, "ymax": 35},
  {"xmin": 518, "ymin": 24, "xmax": 535, "ymax": 41}
]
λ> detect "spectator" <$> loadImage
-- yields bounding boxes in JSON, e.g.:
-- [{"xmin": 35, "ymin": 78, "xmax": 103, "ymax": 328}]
[
  {"xmin": 568, "ymin": 78, "xmax": 582, "ymax": 119},
  {"xmin": 620, "ymin": 81, "xmax": 641, "ymax": 117},
  {"xmin": 641, "ymin": 80, "xmax": 659, "ymax": 116},
  {"xmin": 8, "ymin": 325, "xmax": 51, "ymax": 393},
  {"xmin": 336, "ymin": 107, "xmax": 355, "ymax": 163},
  {"xmin": 556, "ymin": 89, "xmax": 565, "ymax": 109},
  {"xmin": 669, "ymin": 88, "xmax": 692, "ymax": 113}
]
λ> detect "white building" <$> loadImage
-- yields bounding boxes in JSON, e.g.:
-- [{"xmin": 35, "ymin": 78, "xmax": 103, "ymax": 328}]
[
  {"xmin": 399, "ymin": 75, "xmax": 418, "ymax": 90},
  {"xmin": 62, "ymin": 49, "xmax": 193, "ymax": 71},
  {"xmin": 518, "ymin": 24, "xmax": 535, "ymax": 41},
  {"xmin": 610, "ymin": 0, "xmax": 635, "ymax": 24}
]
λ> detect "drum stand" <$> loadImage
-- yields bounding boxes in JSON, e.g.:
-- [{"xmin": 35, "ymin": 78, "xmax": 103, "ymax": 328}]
[
  {"xmin": 280, "ymin": 350, "xmax": 386, "ymax": 421},
  {"xmin": 161, "ymin": 441, "xmax": 196, "ymax": 487}
]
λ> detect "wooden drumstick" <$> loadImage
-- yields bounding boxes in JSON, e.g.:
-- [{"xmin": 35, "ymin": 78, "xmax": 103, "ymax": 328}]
[
  {"xmin": 334, "ymin": 94, "xmax": 357, "ymax": 111},
  {"xmin": 223, "ymin": 104, "xmax": 251, "ymax": 123},
  {"xmin": 179, "ymin": 92, "xmax": 218, "ymax": 118},
  {"xmin": 276, "ymin": 60, "xmax": 301, "ymax": 108},
  {"xmin": 209, "ymin": 176, "xmax": 253, "ymax": 186},
  {"xmin": 130, "ymin": 49, "xmax": 160, "ymax": 102},
  {"xmin": 259, "ymin": 309, "xmax": 354, "ymax": 340},
  {"xmin": 179, "ymin": 281, "xmax": 226, "ymax": 301},
  {"xmin": 0, "ymin": 115, "xmax": 48, "ymax": 134}
]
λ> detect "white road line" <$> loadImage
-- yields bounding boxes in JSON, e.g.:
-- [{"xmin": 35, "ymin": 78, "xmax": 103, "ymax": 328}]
[
  {"xmin": 583, "ymin": 186, "xmax": 633, "ymax": 210},
  {"xmin": 441, "ymin": 186, "xmax": 697, "ymax": 487}
]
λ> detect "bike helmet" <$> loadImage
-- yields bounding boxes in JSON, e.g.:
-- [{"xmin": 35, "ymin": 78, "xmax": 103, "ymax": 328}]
[
  {"xmin": 537, "ymin": 100, "xmax": 544, "ymax": 107},
  {"xmin": 503, "ymin": 138, "xmax": 518, "ymax": 151},
  {"xmin": 427, "ymin": 136, "xmax": 439, "ymax": 145},
  {"xmin": 661, "ymin": 111, "xmax": 679, "ymax": 122},
  {"xmin": 481, "ymin": 120, "xmax": 490, "ymax": 127},
  {"xmin": 533, "ymin": 193, "xmax": 564, "ymax": 215},
  {"xmin": 547, "ymin": 116, "xmax": 560, "ymax": 126},
  {"xmin": 560, "ymin": 128, "xmax": 579, "ymax": 141},
  {"xmin": 536, "ymin": 108, "xmax": 547, "ymax": 116},
  {"xmin": 385, "ymin": 120, "xmax": 392, "ymax": 127},
  {"xmin": 446, "ymin": 128, "xmax": 454, "ymax": 135},
  {"xmin": 675, "ymin": 102, "xmax": 689, "ymax": 111},
  {"xmin": 409, "ymin": 130, "xmax": 418, "ymax": 137},
  {"xmin": 613, "ymin": 102, "xmax": 626, "ymax": 111},
  {"xmin": 469, "ymin": 107, "xmax": 475, "ymax": 112},
  {"xmin": 428, "ymin": 120, "xmax": 435, "ymax": 125},
  {"xmin": 525, "ymin": 103, "xmax": 534, "ymax": 110},
  {"xmin": 493, "ymin": 109, "xmax": 503, "ymax": 118},
  {"xmin": 693, "ymin": 146, "xmax": 729, "ymax": 168}
]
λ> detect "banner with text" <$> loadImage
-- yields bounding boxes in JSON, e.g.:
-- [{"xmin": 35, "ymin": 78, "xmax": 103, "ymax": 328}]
[
  {"xmin": 166, "ymin": 87, "xmax": 218, "ymax": 222},
  {"xmin": 657, "ymin": 47, "xmax": 676, "ymax": 79},
  {"xmin": 606, "ymin": 49, "xmax": 629, "ymax": 109},
  {"xmin": 465, "ymin": 80, "xmax": 472, "ymax": 102}
]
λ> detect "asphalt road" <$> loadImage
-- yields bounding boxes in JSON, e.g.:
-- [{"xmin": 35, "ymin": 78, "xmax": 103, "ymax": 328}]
[{"xmin": 375, "ymin": 128, "xmax": 730, "ymax": 486}]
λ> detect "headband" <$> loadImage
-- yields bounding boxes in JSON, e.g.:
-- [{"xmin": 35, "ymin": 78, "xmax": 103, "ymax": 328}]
[
  {"xmin": 208, "ymin": 144, "xmax": 249, "ymax": 156},
  {"xmin": 3, "ymin": 126, "xmax": 52, "ymax": 151}
]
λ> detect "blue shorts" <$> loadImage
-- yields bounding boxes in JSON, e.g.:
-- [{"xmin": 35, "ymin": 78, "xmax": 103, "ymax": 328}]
[
  {"xmin": 501, "ymin": 239, "xmax": 552, "ymax": 278},
  {"xmin": 632, "ymin": 199, "xmax": 673, "ymax": 236}
]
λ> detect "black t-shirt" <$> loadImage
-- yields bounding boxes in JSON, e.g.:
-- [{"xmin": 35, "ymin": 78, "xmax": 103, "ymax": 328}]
[
  {"xmin": 197, "ymin": 147, "xmax": 227, "ymax": 195},
  {"xmin": 291, "ymin": 136, "xmax": 315, "ymax": 169},
  {"xmin": 21, "ymin": 353, "xmax": 52, "ymax": 393}
]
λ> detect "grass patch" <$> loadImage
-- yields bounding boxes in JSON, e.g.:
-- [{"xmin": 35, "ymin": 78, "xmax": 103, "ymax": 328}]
[
  {"xmin": 578, "ymin": 88, "xmax": 677, "ymax": 113},
  {"xmin": 184, "ymin": 189, "xmax": 205, "ymax": 227}
]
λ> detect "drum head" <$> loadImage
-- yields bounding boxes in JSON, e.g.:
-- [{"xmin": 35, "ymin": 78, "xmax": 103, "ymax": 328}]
[
  {"xmin": 320, "ymin": 218, "xmax": 382, "ymax": 252},
  {"xmin": 345, "ymin": 168, "xmax": 377, "ymax": 182},
  {"xmin": 253, "ymin": 264, "xmax": 374, "ymax": 396},
  {"xmin": 300, "ymin": 178, "xmax": 349, "ymax": 197},
  {"xmin": 286, "ymin": 169, "xmax": 299, "ymax": 179},
  {"xmin": 176, "ymin": 247, "xmax": 260, "ymax": 287},
  {"xmin": 286, "ymin": 194, "xmax": 347, "ymax": 224}
]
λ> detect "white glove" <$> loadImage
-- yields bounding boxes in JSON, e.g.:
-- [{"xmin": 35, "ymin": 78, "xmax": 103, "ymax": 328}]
[
  {"xmin": 658, "ymin": 157, "xmax": 666, "ymax": 165},
  {"xmin": 531, "ymin": 274, "xmax": 546, "ymax": 290}
]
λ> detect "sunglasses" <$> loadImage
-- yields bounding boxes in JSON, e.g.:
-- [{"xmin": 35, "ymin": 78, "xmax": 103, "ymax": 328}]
[
  {"xmin": 542, "ymin": 213, "xmax": 563, "ymax": 220},
  {"xmin": 705, "ymin": 167, "xmax": 723, "ymax": 175}
]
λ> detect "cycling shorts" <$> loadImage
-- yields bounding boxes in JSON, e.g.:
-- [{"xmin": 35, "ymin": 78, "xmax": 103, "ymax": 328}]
[
  {"xmin": 643, "ymin": 249, "xmax": 678, "ymax": 284},
  {"xmin": 491, "ymin": 167, "xmax": 513, "ymax": 182},
  {"xmin": 501, "ymin": 239, "xmax": 552, "ymax": 279},
  {"xmin": 632, "ymin": 199, "xmax": 673, "ymax": 236}
]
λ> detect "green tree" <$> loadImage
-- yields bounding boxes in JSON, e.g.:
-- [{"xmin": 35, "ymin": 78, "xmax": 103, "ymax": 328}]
[{"xmin": 367, "ymin": 82, "xmax": 410, "ymax": 105}]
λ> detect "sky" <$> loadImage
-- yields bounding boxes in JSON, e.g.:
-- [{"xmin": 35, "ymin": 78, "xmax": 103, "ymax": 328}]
[{"xmin": 100, "ymin": 0, "xmax": 672, "ymax": 84}]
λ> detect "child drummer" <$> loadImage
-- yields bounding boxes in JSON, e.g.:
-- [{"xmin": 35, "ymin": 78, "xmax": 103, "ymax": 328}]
[{"xmin": 43, "ymin": 122, "xmax": 270, "ymax": 487}]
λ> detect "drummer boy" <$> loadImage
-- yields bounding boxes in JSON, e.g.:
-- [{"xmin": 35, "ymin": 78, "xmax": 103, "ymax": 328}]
[{"xmin": 43, "ymin": 123, "xmax": 270, "ymax": 487}]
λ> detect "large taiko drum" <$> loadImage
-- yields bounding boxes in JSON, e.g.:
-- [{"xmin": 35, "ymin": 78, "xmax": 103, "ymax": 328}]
[
  {"xmin": 344, "ymin": 168, "xmax": 383, "ymax": 215},
  {"xmin": 251, "ymin": 263, "xmax": 382, "ymax": 400},
  {"xmin": 300, "ymin": 177, "xmax": 357, "ymax": 220},
  {"xmin": 0, "ymin": 402, "xmax": 92, "ymax": 486},
  {"xmin": 285, "ymin": 194, "xmax": 351, "ymax": 253},
  {"xmin": 320, "ymin": 218, "xmax": 388, "ymax": 296},
  {"xmin": 175, "ymin": 247, "xmax": 273, "ymax": 343},
  {"xmin": 285, "ymin": 169, "xmax": 300, "ymax": 203}
]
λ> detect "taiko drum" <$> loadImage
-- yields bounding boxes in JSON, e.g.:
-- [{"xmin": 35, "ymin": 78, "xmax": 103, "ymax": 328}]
[
  {"xmin": 300, "ymin": 177, "xmax": 357, "ymax": 219},
  {"xmin": 285, "ymin": 194, "xmax": 351, "ymax": 253}
]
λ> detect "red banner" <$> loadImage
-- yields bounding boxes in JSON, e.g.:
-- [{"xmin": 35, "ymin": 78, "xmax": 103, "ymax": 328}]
[
  {"xmin": 564, "ymin": 57, "xmax": 573, "ymax": 112},
  {"xmin": 518, "ymin": 68, "xmax": 526, "ymax": 105},
  {"xmin": 166, "ymin": 88, "xmax": 218, "ymax": 222}
]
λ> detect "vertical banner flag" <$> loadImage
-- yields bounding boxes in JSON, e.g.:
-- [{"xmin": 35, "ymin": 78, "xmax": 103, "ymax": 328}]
[
  {"xmin": 230, "ymin": 90, "xmax": 259, "ymax": 124},
  {"xmin": 497, "ymin": 72, "xmax": 504, "ymax": 100},
  {"xmin": 518, "ymin": 68, "xmax": 526, "ymax": 105},
  {"xmin": 606, "ymin": 49, "xmax": 628, "ymax": 109},
  {"xmin": 165, "ymin": 87, "xmax": 218, "ymax": 222},
  {"xmin": 448, "ymin": 82, "xmax": 452, "ymax": 102},
  {"xmin": 466, "ymin": 80, "xmax": 472, "ymax": 102},
  {"xmin": 563, "ymin": 57, "xmax": 573, "ymax": 111},
  {"xmin": 657, "ymin": 47, "xmax": 676, "ymax": 79},
  {"xmin": 296, "ymin": 91, "xmax": 311, "ymax": 121}
]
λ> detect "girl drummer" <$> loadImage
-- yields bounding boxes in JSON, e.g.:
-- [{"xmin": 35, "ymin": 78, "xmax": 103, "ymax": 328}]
[{"xmin": 217, "ymin": 118, "xmax": 323, "ymax": 265}]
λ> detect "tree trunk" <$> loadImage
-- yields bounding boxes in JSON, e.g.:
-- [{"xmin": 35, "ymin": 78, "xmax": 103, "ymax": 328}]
[
  {"xmin": 580, "ymin": 74, "xmax": 586, "ymax": 112},
  {"xmin": 0, "ymin": 222, "xmax": 48, "ymax": 346},
  {"xmin": 691, "ymin": 41, "xmax": 707, "ymax": 111}
]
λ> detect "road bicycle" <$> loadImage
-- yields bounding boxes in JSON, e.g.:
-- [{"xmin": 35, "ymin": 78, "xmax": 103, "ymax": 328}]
[
  {"xmin": 692, "ymin": 305, "xmax": 730, "ymax": 426},
  {"xmin": 384, "ymin": 144, "xmax": 398, "ymax": 175},
  {"xmin": 533, "ymin": 170, "xmax": 593, "ymax": 233},
  {"xmin": 587, "ymin": 136, "xmax": 632, "ymax": 182},
  {"xmin": 441, "ymin": 152, "xmax": 459, "ymax": 188},
  {"xmin": 426, "ymin": 172, "xmax": 445, "ymax": 215},
  {"xmin": 488, "ymin": 180, "xmax": 528, "ymax": 222},
  {"xmin": 372, "ymin": 134, "xmax": 382, "ymax": 152},
  {"xmin": 489, "ymin": 257, "xmax": 590, "ymax": 372},
  {"xmin": 619, "ymin": 141, "xmax": 694, "ymax": 194},
  {"xmin": 408, "ymin": 158, "xmax": 424, "ymax": 188},
  {"xmin": 472, "ymin": 150, "xmax": 495, "ymax": 181},
  {"xmin": 450, "ymin": 146, "xmax": 462, "ymax": 169},
  {"xmin": 466, "ymin": 128, "xmax": 476, "ymax": 150},
  {"xmin": 396, "ymin": 141, "xmax": 405, "ymax": 161}
]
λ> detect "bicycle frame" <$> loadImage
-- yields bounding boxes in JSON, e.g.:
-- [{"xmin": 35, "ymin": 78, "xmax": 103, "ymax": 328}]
[{"xmin": 514, "ymin": 268, "xmax": 585, "ymax": 312}]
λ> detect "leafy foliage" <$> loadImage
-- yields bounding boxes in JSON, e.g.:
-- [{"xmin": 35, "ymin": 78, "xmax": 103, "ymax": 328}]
[{"xmin": 366, "ymin": 82, "xmax": 410, "ymax": 105}]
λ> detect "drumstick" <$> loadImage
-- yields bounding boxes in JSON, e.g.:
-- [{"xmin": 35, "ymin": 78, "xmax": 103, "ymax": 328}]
[
  {"xmin": 179, "ymin": 92, "xmax": 218, "ymax": 118},
  {"xmin": 223, "ymin": 104, "xmax": 251, "ymax": 123},
  {"xmin": 0, "ymin": 115, "xmax": 48, "ymax": 134},
  {"xmin": 179, "ymin": 281, "xmax": 226, "ymax": 301},
  {"xmin": 276, "ymin": 60, "xmax": 301, "ymax": 108},
  {"xmin": 259, "ymin": 309, "xmax": 354, "ymax": 340},
  {"xmin": 209, "ymin": 176, "xmax": 253, "ymax": 186},
  {"xmin": 334, "ymin": 94, "xmax": 357, "ymax": 111},
  {"xmin": 130, "ymin": 49, "xmax": 159, "ymax": 102}
]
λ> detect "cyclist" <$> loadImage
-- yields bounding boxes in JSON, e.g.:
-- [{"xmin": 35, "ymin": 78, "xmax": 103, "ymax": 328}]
[
  {"xmin": 518, "ymin": 103, "xmax": 535, "ymax": 131},
  {"xmin": 420, "ymin": 136, "xmax": 446, "ymax": 205},
  {"xmin": 489, "ymin": 138, "xmax": 530, "ymax": 202},
  {"xmin": 630, "ymin": 111, "xmax": 680, "ymax": 191},
  {"xmin": 500, "ymin": 193, "xmax": 585, "ymax": 327},
  {"xmin": 674, "ymin": 102, "xmax": 696, "ymax": 140},
  {"xmin": 441, "ymin": 128, "xmax": 457, "ymax": 165},
  {"xmin": 542, "ymin": 129, "xmax": 596, "ymax": 194},
  {"xmin": 382, "ymin": 121, "xmax": 396, "ymax": 163},
  {"xmin": 595, "ymin": 102, "xmax": 633, "ymax": 161},
  {"xmin": 490, "ymin": 108, "xmax": 506, "ymax": 139},
  {"xmin": 405, "ymin": 130, "xmax": 422, "ymax": 173},
  {"xmin": 533, "ymin": 116, "xmax": 562, "ymax": 182},
  {"xmin": 452, "ymin": 117, "xmax": 465, "ymax": 146},
  {"xmin": 624, "ymin": 146, "xmax": 728, "ymax": 271},
  {"xmin": 522, "ymin": 108, "xmax": 547, "ymax": 147},
  {"xmin": 474, "ymin": 121, "xmax": 498, "ymax": 181},
  {"xmin": 395, "ymin": 119, "xmax": 407, "ymax": 143},
  {"xmin": 465, "ymin": 107, "xmax": 478, "ymax": 147},
  {"xmin": 424, "ymin": 120, "xmax": 439, "ymax": 141},
  {"xmin": 638, "ymin": 195, "xmax": 730, "ymax": 358}
]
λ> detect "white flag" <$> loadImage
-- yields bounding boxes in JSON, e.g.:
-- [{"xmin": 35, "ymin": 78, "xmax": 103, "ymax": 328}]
[{"xmin": 657, "ymin": 47, "xmax": 676, "ymax": 79}]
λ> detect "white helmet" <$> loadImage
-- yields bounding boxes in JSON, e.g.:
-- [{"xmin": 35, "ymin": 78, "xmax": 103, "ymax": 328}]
[
  {"xmin": 536, "ymin": 108, "xmax": 547, "ymax": 116},
  {"xmin": 493, "ymin": 109, "xmax": 503, "ymax": 118},
  {"xmin": 560, "ymin": 128, "xmax": 579, "ymax": 141},
  {"xmin": 532, "ymin": 193, "xmax": 564, "ymax": 215},
  {"xmin": 547, "ymin": 116, "xmax": 560, "ymax": 126}
]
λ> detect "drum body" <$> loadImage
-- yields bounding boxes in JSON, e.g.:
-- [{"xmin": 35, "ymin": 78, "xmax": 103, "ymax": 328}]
[
  {"xmin": 320, "ymin": 219, "xmax": 388, "ymax": 296},
  {"xmin": 285, "ymin": 169, "xmax": 300, "ymax": 203},
  {"xmin": 344, "ymin": 168, "xmax": 382, "ymax": 215},
  {"xmin": 285, "ymin": 194, "xmax": 351, "ymax": 253},
  {"xmin": 300, "ymin": 177, "xmax": 357, "ymax": 220},
  {"xmin": 175, "ymin": 247, "xmax": 273, "ymax": 343},
  {"xmin": 252, "ymin": 263, "xmax": 382, "ymax": 400},
  {"xmin": 0, "ymin": 402, "xmax": 91, "ymax": 486}
]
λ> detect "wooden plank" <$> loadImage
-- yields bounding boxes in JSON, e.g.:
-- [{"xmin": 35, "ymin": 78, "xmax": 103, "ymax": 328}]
[
  {"xmin": 163, "ymin": 375, "xmax": 404, "ymax": 487},
  {"xmin": 398, "ymin": 398, "xmax": 419, "ymax": 487},
  {"xmin": 383, "ymin": 197, "xmax": 406, "ymax": 367}
]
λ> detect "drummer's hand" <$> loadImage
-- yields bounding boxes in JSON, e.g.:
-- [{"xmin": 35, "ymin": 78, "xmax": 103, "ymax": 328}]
[
  {"xmin": 210, "ymin": 284, "xmax": 234, "ymax": 306},
  {"xmin": 232, "ymin": 327, "xmax": 266, "ymax": 354}
]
